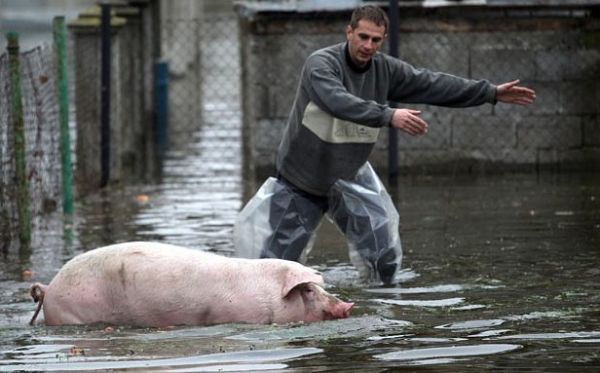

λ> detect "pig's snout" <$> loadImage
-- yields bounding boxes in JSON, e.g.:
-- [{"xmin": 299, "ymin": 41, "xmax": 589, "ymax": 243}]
[
  {"xmin": 326, "ymin": 300, "xmax": 354, "ymax": 320},
  {"xmin": 330, "ymin": 301, "xmax": 354, "ymax": 319}
]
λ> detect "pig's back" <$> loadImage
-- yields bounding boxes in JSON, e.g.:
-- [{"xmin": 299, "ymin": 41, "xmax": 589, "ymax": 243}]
[
  {"xmin": 49, "ymin": 242, "xmax": 216, "ymax": 289},
  {"xmin": 43, "ymin": 242, "xmax": 226, "ymax": 326}
]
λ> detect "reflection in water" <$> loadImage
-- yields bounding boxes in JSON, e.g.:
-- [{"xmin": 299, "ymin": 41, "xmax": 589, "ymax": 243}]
[
  {"xmin": 436, "ymin": 319, "xmax": 506, "ymax": 330},
  {"xmin": 374, "ymin": 297, "xmax": 465, "ymax": 307},
  {"xmin": 490, "ymin": 332, "xmax": 600, "ymax": 341},
  {"xmin": 374, "ymin": 343, "xmax": 522, "ymax": 363},
  {"xmin": 1, "ymin": 346, "xmax": 321, "ymax": 372},
  {"xmin": 228, "ymin": 316, "xmax": 411, "ymax": 342}
]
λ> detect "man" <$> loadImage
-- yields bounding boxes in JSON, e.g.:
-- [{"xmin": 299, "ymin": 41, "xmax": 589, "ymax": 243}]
[{"xmin": 235, "ymin": 5, "xmax": 536, "ymax": 285}]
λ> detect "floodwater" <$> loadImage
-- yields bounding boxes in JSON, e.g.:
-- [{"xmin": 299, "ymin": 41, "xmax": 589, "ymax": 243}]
[{"xmin": 1, "ymin": 165, "xmax": 599, "ymax": 371}]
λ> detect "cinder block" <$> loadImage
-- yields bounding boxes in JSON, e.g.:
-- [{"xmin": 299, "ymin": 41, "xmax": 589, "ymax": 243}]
[
  {"xmin": 517, "ymin": 115, "xmax": 582, "ymax": 149},
  {"xmin": 502, "ymin": 148, "xmax": 538, "ymax": 164},
  {"xmin": 583, "ymin": 115, "xmax": 600, "ymax": 146},
  {"xmin": 535, "ymin": 50, "xmax": 570, "ymax": 81},
  {"xmin": 471, "ymin": 49, "xmax": 536, "ymax": 83},
  {"xmin": 537, "ymin": 48, "xmax": 600, "ymax": 82},
  {"xmin": 559, "ymin": 81, "xmax": 598, "ymax": 115},
  {"xmin": 400, "ymin": 33, "xmax": 469, "ymax": 77},
  {"xmin": 565, "ymin": 49, "xmax": 600, "ymax": 80},
  {"xmin": 451, "ymin": 115, "xmax": 517, "ymax": 149}
]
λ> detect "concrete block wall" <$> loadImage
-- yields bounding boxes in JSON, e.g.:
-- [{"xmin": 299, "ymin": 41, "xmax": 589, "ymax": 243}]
[{"xmin": 237, "ymin": 2, "xmax": 600, "ymax": 177}]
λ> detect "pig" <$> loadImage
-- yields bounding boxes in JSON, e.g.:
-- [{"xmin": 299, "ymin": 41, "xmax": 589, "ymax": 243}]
[{"xmin": 29, "ymin": 241, "xmax": 353, "ymax": 327}]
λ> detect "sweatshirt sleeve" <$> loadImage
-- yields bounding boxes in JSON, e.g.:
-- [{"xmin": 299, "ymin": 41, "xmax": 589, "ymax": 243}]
[
  {"xmin": 387, "ymin": 58, "xmax": 497, "ymax": 107},
  {"xmin": 306, "ymin": 61, "xmax": 395, "ymax": 128}
]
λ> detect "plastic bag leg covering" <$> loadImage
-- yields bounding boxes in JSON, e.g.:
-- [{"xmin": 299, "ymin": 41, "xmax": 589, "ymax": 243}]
[
  {"xmin": 329, "ymin": 163, "xmax": 402, "ymax": 285},
  {"xmin": 261, "ymin": 180, "xmax": 324, "ymax": 261},
  {"xmin": 234, "ymin": 177, "xmax": 281, "ymax": 259},
  {"xmin": 235, "ymin": 177, "xmax": 325, "ymax": 261}
]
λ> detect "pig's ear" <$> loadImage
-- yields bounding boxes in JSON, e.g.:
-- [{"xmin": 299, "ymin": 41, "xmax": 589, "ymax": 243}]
[{"xmin": 281, "ymin": 269, "xmax": 323, "ymax": 298}]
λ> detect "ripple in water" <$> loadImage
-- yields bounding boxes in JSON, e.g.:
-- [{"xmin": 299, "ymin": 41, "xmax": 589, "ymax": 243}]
[{"xmin": 374, "ymin": 343, "xmax": 522, "ymax": 365}]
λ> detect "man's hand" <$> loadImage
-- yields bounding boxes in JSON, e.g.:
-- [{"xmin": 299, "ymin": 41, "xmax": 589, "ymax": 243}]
[
  {"xmin": 390, "ymin": 109, "xmax": 428, "ymax": 136},
  {"xmin": 496, "ymin": 80, "xmax": 536, "ymax": 106}
]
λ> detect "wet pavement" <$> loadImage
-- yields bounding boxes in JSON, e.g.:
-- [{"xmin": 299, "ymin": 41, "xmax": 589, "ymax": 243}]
[{"xmin": 1, "ymin": 168, "xmax": 599, "ymax": 371}]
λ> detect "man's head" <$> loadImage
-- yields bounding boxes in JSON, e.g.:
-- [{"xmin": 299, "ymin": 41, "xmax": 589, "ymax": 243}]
[{"xmin": 346, "ymin": 6, "xmax": 389, "ymax": 68}]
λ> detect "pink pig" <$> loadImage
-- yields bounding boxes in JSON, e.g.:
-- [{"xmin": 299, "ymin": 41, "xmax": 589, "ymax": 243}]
[{"xmin": 29, "ymin": 242, "xmax": 353, "ymax": 327}]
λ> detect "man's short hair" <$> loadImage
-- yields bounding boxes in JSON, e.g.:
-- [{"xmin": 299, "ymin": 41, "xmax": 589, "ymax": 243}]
[{"xmin": 349, "ymin": 5, "xmax": 389, "ymax": 34}]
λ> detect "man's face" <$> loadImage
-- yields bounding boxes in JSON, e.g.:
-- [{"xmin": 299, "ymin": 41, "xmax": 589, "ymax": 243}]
[{"xmin": 346, "ymin": 19, "xmax": 386, "ymax": 67}]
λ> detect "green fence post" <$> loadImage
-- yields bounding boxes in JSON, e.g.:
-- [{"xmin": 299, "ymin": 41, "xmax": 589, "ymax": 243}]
[
  {"xmin": 53, "ymin": 17, "xmax": 74, "ymax": 216},
  {"xmin": 6, "ymin": 32, "xmax": 31, "ymax": 248}
]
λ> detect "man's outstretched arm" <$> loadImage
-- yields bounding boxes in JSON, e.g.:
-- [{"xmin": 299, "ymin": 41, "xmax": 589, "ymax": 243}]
[{"xmin": 390, "ymin": 79, "xmax": 537, "ymax": 136}]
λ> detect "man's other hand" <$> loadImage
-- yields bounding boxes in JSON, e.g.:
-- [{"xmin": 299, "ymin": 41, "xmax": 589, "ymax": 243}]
[{"xmin": 390, "ymin": 109, "xmax": 428, "ymax": 136}]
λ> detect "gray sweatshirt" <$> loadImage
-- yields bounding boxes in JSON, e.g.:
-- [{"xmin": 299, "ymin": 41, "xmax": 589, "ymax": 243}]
[{"xmin": 276, "ymin": 42, "xmax": 497, "ymax": 196}]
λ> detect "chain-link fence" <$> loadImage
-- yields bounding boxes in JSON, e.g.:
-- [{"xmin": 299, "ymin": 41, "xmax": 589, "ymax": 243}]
[
  {"xmin": 160, "ymin": 7, "xmax": 242, "ymax": 190},
  {"xmin": 0, "ymin": 44, "xmax": 63, "ymax": 246}
]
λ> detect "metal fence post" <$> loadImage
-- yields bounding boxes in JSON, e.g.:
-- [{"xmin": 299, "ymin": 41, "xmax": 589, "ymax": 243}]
[
  {"xmin": 6, "ymin": 32, "xmax": 31, "ymax": 248},
  {"xmin": 388, "ymin": 0, "xmax": 399, "ymax": 183},
  {"xmin": 154, "ymin": 61, "xmax": 169, "ymax": 159},
  {"xmin": 100, "ymin": 3, "xmax": 112, "ymax": 188},
  {"xmin": 53, "ymin": 16, "xmax": 74, "ymax": 216}
]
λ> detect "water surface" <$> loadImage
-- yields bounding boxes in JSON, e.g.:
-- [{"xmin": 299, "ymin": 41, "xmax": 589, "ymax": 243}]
[{"xmin": 1, "ymin": 171, "xmax": 599, "ymax": 371}]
